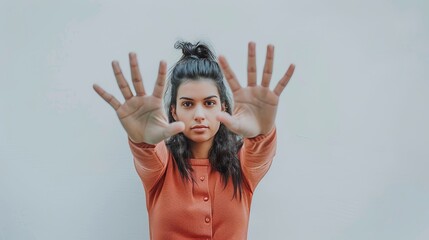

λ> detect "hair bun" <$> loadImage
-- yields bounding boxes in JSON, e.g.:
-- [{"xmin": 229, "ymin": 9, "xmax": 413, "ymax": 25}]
[{"xmin": 174, "ymin": 41, "xmax": 214, "ymax": 60}]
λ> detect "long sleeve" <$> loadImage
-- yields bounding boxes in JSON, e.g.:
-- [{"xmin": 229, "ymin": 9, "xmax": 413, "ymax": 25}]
[
  {"xmin": 239, "ymin": 128, "xmax": 277, "ymax": 193},
  {"xmin": 128, "ymin": 139, "xmax": 170, "ymax": 192}
]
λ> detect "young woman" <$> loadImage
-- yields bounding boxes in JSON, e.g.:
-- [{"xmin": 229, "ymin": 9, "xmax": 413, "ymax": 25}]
[{"xmin": 93, "ymin": 41, "xmax": 295, "ymax": 239}]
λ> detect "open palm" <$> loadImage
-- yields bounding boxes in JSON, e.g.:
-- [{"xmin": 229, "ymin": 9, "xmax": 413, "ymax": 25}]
[
  {"xmin": 93, "ymin": 53, "xmax": 184, "ymax": 144},
  {"xmin": 216, "ymin": 42, "xmax": 295, "ymax": 138}
]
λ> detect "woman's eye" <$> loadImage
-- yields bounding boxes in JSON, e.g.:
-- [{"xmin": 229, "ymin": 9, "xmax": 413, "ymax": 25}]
[
  {"xmin": 205, "ymin": 101, "xmax": 216, "ymax": 106},
  {"xmin": 182, "ymin": 101, "xmax": 193, "ymax": 107}
]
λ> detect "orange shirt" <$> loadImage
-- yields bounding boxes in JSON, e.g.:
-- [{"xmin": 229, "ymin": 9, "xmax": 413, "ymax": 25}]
[{"xmin": 128, "ymin": 128, "xmax": 276, "ymax": 240}]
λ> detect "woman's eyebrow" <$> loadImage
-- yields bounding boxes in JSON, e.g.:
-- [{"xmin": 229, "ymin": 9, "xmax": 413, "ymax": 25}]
[
  {"xmin": 179, "ymin": 97, "xmax": 194, "ymax": 100},
  {"xmin": 204, "ymin": 95, "xmax": 218, "ymax": 100},
  {"xmin": 179, "ymin": 95, "xmax": 218, "ymax": 100}
]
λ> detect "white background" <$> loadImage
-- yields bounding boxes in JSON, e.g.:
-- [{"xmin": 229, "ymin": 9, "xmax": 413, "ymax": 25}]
[{"xmin": 1, "ymin": 0, "xmax": 428, "ymax": 239}]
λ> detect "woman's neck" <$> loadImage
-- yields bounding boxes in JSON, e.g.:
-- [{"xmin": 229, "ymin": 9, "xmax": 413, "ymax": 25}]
[{"xmin": 190, "ymin": 140, "xmax": 213, "ymax": 159}]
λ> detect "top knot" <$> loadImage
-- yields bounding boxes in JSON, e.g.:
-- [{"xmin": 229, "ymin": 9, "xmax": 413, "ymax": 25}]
[{"xmin": 174, "ymin": 41, "xmax": 215, "ymax": 60}]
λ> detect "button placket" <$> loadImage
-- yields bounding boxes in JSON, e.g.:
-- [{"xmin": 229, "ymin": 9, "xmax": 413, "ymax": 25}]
[
  {"xmin": 201, "ymin": 173, "xmax": 212, "ymax": 226},
  {"xmin": 191, "ymin": 162, "xmax": 212, "ymax": 231}
]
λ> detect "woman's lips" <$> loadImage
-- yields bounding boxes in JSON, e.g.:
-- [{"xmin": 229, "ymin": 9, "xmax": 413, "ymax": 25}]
[
  {"xmin": 191, "ymin": 125, "xmax": 208, "ymax": 133},
  {"xmin": 191, "ymin": 125, "xmax": 208, "ymax": 129}
]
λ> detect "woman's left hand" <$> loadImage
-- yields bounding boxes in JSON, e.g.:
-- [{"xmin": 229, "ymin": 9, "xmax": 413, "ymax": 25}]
[{"xmin": 216, "ymin": 42, "xmax": 295, "ymax": 138}]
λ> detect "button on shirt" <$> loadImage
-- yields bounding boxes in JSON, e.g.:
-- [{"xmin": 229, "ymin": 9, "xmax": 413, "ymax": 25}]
[{"xmin": 129, "ymin": 128, "xmax": 277, "ymax": 240}]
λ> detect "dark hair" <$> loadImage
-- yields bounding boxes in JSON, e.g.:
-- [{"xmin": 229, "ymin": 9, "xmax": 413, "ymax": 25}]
[{"xmin": 164, "ymin": 41, "xmax": 243, "ymax": 198}]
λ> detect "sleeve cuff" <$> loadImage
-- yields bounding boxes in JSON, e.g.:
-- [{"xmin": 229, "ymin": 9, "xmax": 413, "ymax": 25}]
[
  {"xmin": 128, "ymin": 137, "xmax": 156, "ymax": 148},
  {"xmin": 246, "ymin": 127, "xmax": 276, "ymax": 143}
]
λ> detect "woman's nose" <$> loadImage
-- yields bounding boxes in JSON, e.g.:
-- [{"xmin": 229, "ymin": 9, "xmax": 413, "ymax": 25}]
[{"xmin": 194, "ymin": 105, "xmax": 205, "ymax": 121}]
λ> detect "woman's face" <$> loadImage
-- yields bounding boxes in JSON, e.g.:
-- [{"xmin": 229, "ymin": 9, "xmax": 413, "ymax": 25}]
[{"xmin": 171, "ymin": 78, "xmax": 224, "ymax": 147}]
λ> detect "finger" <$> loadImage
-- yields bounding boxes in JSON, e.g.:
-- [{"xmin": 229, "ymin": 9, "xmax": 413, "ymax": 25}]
[
  {"xmin": 93, "ymin": 84, "xmax": 122, "ymax": 110},
  {"xmin": 216, "ymin": 112, "xmax": 240, "ymax": 134},
  {"xmin": 112, "ymin": 61, "xmax": 134, "ymax": 100},
  {"xmin": 152, "ymin": 61, "xmax": 167, "ymax": 99},
  {"xmin": 129, "ymin": 52, "xmax": 146, "ymax": 96},
  {"xmin": 261, "ymin": 44, "xmax": 274, "ymax": 88},
  {"xmin": 273, "ymin": 64, "xmax": 295, "ymax": 96},
  {"xmin": 247, "ymin": 42, "xmax": 257, "ymax": 87},
  {"xmin": 218, "ymin": 55, "xmax": 242, "ymax": 93},
  {"xmin": 162, "ymin": 121, "xmax": 185, "ymax": 139}
]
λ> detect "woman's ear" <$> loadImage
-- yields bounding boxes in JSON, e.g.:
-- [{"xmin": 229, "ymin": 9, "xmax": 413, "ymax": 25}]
[
  {"xmin": 221, "ymin": 103, "xmax": 227, "ymax": 112},
  {"xmin": 171, "ymin": 105, "xmax": 178, "ymax": 121}
]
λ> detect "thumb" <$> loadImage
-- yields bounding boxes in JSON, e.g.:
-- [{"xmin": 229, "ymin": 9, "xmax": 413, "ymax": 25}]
[
  {"xmin": 216, "ymin": 112, "xmax": 240, "ymax": 134},
  {"xmin": 162, "ymin": 121, "xmax": 185, "ymax": 139}
]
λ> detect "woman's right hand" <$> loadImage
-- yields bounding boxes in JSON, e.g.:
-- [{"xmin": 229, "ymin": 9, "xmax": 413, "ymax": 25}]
[{"xmin": 93, "ymin": 53, "xmax": 185, "ymax": 144}]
